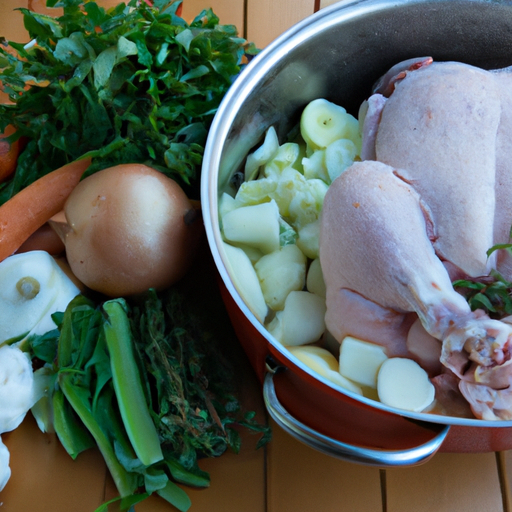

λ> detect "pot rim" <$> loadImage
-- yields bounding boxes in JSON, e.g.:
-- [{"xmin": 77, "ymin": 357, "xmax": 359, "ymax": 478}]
[{"xmin": 200, "ymin": 0, "xmax": 512, "ymax": 428}]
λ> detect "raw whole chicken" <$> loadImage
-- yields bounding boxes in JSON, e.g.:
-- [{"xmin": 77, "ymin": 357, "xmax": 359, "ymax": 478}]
[{"xmin": 319, "ymin": 58, "xmax": 512, "ymax": 421}]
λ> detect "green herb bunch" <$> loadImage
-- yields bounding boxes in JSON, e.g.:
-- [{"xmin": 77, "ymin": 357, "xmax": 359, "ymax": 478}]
[
  {"xmin": 131, "ymin": 288, "xmax": 271, "ymax": 467},
  {"xmin": 0, "ymin": 0, "xmax": 258, "ymax": 203}
]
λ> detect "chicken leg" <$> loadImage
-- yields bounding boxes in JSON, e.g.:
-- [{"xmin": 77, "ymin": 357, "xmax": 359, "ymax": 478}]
[{"xmin": 320, "ymin": 160, "xmax": 512, "ymax": 419}]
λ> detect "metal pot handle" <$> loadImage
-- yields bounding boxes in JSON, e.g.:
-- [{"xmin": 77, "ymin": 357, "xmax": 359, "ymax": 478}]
[{"xmin": 263, "ymin": 364, "xmax": 450, "ymax": 467}]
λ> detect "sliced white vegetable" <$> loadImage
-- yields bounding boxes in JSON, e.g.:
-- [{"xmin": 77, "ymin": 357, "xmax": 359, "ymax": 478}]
[
  {"xmin": 277, "ymin": 291, "xmax": 326, "ymax": 346},
  {"xmin": 296, "ymin": 219, "xmax": 320, "ymax": 259},
  {"xmin": 244, "ymin": 126, "xmax": 279, "ymax": 181},
  {"xmin": 302, "ymin": 149, "xmax": 329, "ymax": 182},
  {"xmin": 288, "ymin": 178, "xmax": 328, "ymax": 229},
  {"xmin": 377, "ymin": 357, "xmax": 435, "ymax": 412},
  {"xmin": 264, "ymin": 142, "xmax": 301, "ymax": 178},
  {"xmin": 300, "ymin": 98, "xmax": 351, "ymax": 150},
  {"xmin": 218, "ymin": 192, "xmax": 238, "ymax": 225},
  {"xmin": 255, "ymin": 244, "xmax": 306, "ymax": 311},
  {"xmin": 222, "ymin": 200, "xmax": 280, "ymax": 254},
  {"xmin": 325, "ymin": 138, "xmax": 358, "ymax": 182},
  {"xmin": 339, "ymin": 336, "xmax": 388, "ymax": 388},
  {"xmin": 235, "ymin": 177, "xmax": 277, "ymax": 206},
  {"xmin": 306, "ymin": 258, "xmax": 326, "ymax": 298},
  {"xmin": 222, "ymin": 242, "xmax": 268, "ymax": 323},
  {"xmin": 288, "ymin": 345, "xmax": 362, "ymax": 394},
  {"xmin": 272, "ymin": 167, "xmax": 308, "ymax": 217},
  {"xmin": 289, "ymin": 345, "xmax": 338, "ymax": 372},
  {"xmin": 0, "ymin": 436, "xmax": 10, "ymax": 492},
  {"xmin": 0, "ymin": 251, "xmax": 80, "ymax": 342},
  {"xmin": 344, "ymin": 114, "xmax": 362, "ymax": 153},
  {"xmin": 230, "ymin": 243, "xmax": 264, "ymax": 264}
]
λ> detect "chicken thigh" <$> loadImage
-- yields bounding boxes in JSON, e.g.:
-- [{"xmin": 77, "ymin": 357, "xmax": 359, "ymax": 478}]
[{"xmin": 320, "ymin": 60, "xmax": 512, "ymax": 420}]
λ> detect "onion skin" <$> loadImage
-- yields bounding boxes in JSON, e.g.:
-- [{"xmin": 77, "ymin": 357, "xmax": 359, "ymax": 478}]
[{"xmin": 61, "ymin": 163, "xmax": 203, "ymax": 297}]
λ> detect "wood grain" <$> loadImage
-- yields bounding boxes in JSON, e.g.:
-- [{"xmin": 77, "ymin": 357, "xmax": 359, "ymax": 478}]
[
  {"xmin": 386, "ymin": 452, "xmax": 504, "ymax": 512},
  {"xmin": 182, "ymin": 0, "xmax": 244, "ymax": 33},
  {"xmin": 266, "ymin": 420, "xmax": 383, "ymax": 512},
  {"xmin": 246, "ymin": 0, "xmax": 315, "ymax": 48}
]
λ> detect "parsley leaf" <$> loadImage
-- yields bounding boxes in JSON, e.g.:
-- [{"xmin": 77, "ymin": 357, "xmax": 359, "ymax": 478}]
[{"xmin": 0, "ymin": 0, "xmax": 258, "ymax": 202}]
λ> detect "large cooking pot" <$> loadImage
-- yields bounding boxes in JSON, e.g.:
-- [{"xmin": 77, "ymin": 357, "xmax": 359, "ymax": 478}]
[{"xmin": 200, "ymin": 0, "xmax": 512, "ymax": 467}]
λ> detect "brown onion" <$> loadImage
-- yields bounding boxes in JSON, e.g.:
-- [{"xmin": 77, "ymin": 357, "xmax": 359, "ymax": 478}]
[{"xmin": 55, "ymin": 163, "xmax": 202, "ymax": 297}]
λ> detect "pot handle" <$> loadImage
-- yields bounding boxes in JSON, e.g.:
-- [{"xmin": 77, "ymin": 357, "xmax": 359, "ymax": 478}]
[{"xmin": 263, "ymin": 364, "xmax": 450, "ymax": 467}]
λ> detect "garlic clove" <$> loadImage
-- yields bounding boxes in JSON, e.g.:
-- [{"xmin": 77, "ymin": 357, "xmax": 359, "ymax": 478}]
[
  {"xmin": 0, "ymin": 345, "xmax": 37, "ymax": 433},
  {"xmin": 0, "ymin": 436, "xmax": 10, "ymax": 492}
]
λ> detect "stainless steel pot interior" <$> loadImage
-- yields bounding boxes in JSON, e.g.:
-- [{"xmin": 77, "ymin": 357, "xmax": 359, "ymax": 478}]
[{"xmin": 201, "ymin": 0, "xmax": 512, "ymax": 429}]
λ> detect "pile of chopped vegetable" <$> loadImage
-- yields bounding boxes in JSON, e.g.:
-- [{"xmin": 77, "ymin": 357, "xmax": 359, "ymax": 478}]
[{"xmin": 0, "ymin": 0, "xmax": 258, "ymax": 201}]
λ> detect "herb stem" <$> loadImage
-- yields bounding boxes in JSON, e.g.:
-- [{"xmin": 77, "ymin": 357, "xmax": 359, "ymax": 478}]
[
  {"xmin": 59, "ymin": 372, "xmax": 137, "ymax": 498},
  {"xmin": 52, "ymin": 387, "xmax": 95, "ymax": 459}
]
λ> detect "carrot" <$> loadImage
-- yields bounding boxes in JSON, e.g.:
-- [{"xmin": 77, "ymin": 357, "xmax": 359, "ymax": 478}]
[
  {"xmin": 0, "ymin": 125, "xmax": 21, "ymax": 183},
  {"xmin": 0, "ymin": 156, "xmax": 91, "ymax": 262}
]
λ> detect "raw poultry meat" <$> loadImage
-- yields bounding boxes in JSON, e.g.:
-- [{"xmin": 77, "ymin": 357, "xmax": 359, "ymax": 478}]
[{"xmin": 320, "ymin": 59, "xmax": 512, "ymax": 420}]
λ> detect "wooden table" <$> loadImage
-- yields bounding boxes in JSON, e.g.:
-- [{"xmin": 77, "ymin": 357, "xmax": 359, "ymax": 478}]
[{"xmin": 1, "ymin": 1, "xmax": 512, "ymax": 511}]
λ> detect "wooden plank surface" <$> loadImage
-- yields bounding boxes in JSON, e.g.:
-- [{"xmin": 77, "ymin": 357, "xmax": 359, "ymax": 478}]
[
  {"xmin": 1, "ymin": 2, "xmax": 512, "ymax": 512},
  {"xmin": 246, "ymin": 0, "xmax": 316, "ymax": 48},
  {"xmin": 182, "ymin": 0, "xmax": 244, "ymax": 34},
  {"xmin": 385, "ymin": 452, "xmax": 504, "ymax": 512},
  {"xmin": 266, "ymin": 419, "xmax": 383, "ymax": 512}
]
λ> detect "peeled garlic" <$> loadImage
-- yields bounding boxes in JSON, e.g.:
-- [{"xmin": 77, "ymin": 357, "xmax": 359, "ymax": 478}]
[
  {"xmin": 0, "ymin": 344, "xmax": 39, "ymax": 433},
  {"xmin": 0, "ymin": 251, "xmax": 80, "ymax": 343},
  {"xmin": 0, "ymin": 436, "xmax": 10, "ymax": 492}
]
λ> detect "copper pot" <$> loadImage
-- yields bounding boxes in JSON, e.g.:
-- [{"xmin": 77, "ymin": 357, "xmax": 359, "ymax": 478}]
[{"xmin": 200, "ymin": 0, "xmax": 512, "ymax": 466}]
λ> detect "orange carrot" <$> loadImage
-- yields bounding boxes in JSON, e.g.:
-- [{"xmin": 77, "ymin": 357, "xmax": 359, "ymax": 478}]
[
  {"xmin": 0, "ymin": 125, "xmax": 21, "ymax": 183},
  {"xmin": 0, "ymin": 156, "xmax": 91, "ymax": 262}
]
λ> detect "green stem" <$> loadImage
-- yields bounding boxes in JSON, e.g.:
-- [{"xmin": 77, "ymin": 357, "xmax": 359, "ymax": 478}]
[
  {"xmin": 102, "ymin": 299, "xmax": 163, "ymax": 467},
  {"xmin": 59, "ymin": 372, "xmax": 137, "ymax": 498},
  {"xmin": 52, "ymin": 387, "xmax": 95, "ymax": 459},
  {"xmin": 156, "ymin": 479, "xmax": 191, "ymax": 512}
]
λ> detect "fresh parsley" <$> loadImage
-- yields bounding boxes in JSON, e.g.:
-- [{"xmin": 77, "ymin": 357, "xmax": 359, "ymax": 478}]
[{"xmin": 0, "ymin": 0, "xmax": 258, "ymax": 202}]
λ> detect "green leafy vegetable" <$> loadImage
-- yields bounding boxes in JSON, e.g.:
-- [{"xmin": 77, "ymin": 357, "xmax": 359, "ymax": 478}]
[
  {"xmin": 0, "ymin": 0, "xmax": 258, "ymax": 202},
  {"xmin": 27, "ymin": 287, "xmax": 270, "ymax": 511},
  {"xmin": 453, "ymin": 235, "xmax": 512, "ymax": 318},
  {"xmin": 453, "ymin": 270, "xmax": 512, "ymax": 318}
]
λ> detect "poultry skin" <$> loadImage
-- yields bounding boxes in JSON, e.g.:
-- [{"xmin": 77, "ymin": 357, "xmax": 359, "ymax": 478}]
[{"xmin": 320, "ymin": 59, "xmax": 512, "ymax": 421}]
